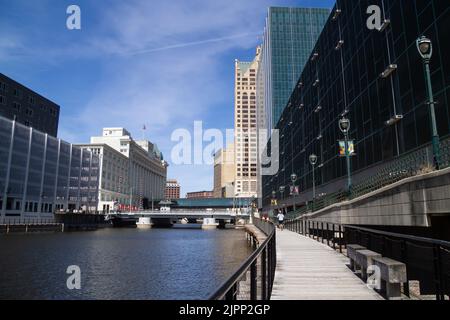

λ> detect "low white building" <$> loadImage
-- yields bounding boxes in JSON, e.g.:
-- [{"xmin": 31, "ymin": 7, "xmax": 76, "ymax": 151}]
[{"xmin": 78, "ymin": 128, "xmax": 167, "ymax": 213}]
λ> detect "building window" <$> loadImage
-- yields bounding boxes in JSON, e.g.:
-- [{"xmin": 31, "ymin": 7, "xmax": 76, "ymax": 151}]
[
  {"xmin": 25, "ymin": 108, "xmax": 33, "ymax": 116},
  {"xmin": 12, "ymin": 102, "xmax": 21, "ymax": 111},
  {"xmin": 49, "ymin": 108, "xmax": 57, "ymax": 116},
  {"xmin": 0, "ymin": 95, "xmax": 5, "ymax": 105}
]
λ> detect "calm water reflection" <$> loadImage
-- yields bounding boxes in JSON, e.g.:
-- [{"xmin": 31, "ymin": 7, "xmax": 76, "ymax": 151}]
[{"xmin": 0, "ymin": 228, "xmax": 253, "ymax": 300}]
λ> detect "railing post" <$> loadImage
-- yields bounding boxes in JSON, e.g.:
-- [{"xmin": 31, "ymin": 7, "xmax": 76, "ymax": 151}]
[
  {"xmin": 225, "ymin": 284, "xmax": 236, "ymax": 300},
  {"xmin": 262, "ymin": 246, "xmax": 267, "ymax": 300},
  {"xmin": 267, "ymin": 239, "xmax": 272, "ymax": 297},
  {"xmin": 332, "ymin": 224, "xmax": 336, "ymax": 250},
  {"xmin": 321, "ymin": 222, "xmax": 324, "ymax": 243},
  {"xmin": 401, "ymin": 240, "xmax": 410, "ymax": 298},
  {"xmin": 312, "ymin": 221, "xmax": 315, "ymax": 240},
  {"xmin": 316, "ymin": 222, "xmax": 319, "ymax": 242},
  {"xmin": 326, "ymin": 223, "xmax": 329, "ymax": 247},
  {"xmin": 339, "ymin": 225, "xmax": 343, "ymax": 253},
  {"xmin": 269, "ymin": 236, "xmax": 276, "ymax": 298},
  {"xmin": 312, "ymin": 222, "xmax": 315, "ymax": 240},
  {"xmin": 433, "ymin": 244, "xmax": 444, "ymax": 301}
]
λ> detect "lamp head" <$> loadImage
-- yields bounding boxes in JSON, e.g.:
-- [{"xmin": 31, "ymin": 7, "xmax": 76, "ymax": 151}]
[
  {"xmin": 339, "ymin": 117, "xmax": 350, "ymax": 133},
  {"xmin": 309, "ymin": 154, "xmax": 318, "ymax": 165},
  {"xmin": 417, "ymin": 36, "xmax": 432, "ymax": 60},
  {"xmin": 291, "ymin": 173, "xmax": 297, "ymax": 183}
]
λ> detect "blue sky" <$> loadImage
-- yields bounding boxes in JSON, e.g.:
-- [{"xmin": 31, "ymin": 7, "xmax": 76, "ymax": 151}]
[{"xmin": 0, "ymin": 0, "xmax": 334, "ymax": 196}]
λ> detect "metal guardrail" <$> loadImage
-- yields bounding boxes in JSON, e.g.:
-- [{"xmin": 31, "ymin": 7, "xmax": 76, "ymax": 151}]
[
  {"xmin": 441, "ymin": 138, "xmax": 450, "ymax": 168},
  {"xmin": 209, "ymin": 218, "xmax": 276, "ymax": 300},
  {"xmin": 288, "ymin": 137, "xmax": 450, "ymax": 218},
  {"xmin": 284, "ymin": 219, "xmax": 450, "ymax": 300},
  {"xmin": 0, "ymin": 218, "xmax": 56, "ymax": 225}
]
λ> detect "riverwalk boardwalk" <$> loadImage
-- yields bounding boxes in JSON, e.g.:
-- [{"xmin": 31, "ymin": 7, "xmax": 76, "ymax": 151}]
[{"xmin": 271, "ymin": 230, "xmax": 382, "ymax": 300}]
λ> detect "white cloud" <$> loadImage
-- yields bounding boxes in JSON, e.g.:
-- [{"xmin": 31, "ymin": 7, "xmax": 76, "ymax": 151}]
[{"xmin": 1, "ymin": 0, "xmax": 289, "ymax": 194}]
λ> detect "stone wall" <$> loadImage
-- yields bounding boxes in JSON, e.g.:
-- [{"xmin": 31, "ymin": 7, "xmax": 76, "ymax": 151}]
[{"xmin": 305, "ymin": 168, "xmax": 450, "ymax": 227}]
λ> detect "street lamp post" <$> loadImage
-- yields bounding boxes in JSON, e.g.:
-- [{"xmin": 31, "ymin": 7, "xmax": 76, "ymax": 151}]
[
  {"xmin": 250, "ymin": 195, "xmax": 256, "ymax": 224},
  {"xmin": 291, "ymin": 173, "xmax": 298, "ymax": 212},
  {"xmin": 309, "ymin": 154, "xmax": 317, "ymax": 211},
  {"xmin": 271, "ymin": 190, "xmax": 276, "ymax": 219},
  {"xmin": 129, "ymin": 187, "xmax": 133, "ymax": 213},
  {"xmin": 279, "ymin": 185, "xmax": 285, "ymax": 214},
  {"xmin": 417, "ymin": 36, "xmax": 441, "ymax": 169},
  {"xmin": 339, "ymin": 117, "xmax": 352, "ymax": 192}
]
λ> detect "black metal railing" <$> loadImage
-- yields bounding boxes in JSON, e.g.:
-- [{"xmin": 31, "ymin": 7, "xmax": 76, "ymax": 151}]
[
  {"xmin": 286, "ymin": 136, "xmax": 450, "ymax": 219},
  {"xmin": 0, "ymin": 218, "xmax": 57, "ymax": 225},
  {"xmin": 284, "ymin": 219, "xmax": 450, "ymax": 300},
  {"xmin": 209, "ymin": 218, "xmax": 276, "ymax": 300}
]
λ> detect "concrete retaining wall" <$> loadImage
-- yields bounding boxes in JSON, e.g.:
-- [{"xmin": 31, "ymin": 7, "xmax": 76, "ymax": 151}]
[{"xmin": 305, "ymin": 168, "xmax": 450, "ymax": 227}]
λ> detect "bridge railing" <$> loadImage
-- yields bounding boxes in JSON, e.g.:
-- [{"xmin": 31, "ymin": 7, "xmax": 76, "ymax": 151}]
[
  {"xmin": 209, "ymin": 218, "xmax": 276, "ymax": 300},
  {"xmin": 123, "ymin": 209, "xmax": 249, "ymax": 215},
  {"xmin": 284, "ymin": 219, "xmax": 450, "ymax": 300}
]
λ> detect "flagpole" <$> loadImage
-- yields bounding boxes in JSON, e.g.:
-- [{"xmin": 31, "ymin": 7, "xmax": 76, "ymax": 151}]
[{"xmin": 142, "ymin": 124, "xmax": 146, "ymax": 140}]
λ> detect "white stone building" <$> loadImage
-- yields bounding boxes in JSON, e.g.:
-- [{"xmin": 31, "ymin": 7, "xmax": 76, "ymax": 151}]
[{"xmin": 79, "ymin": 128, "xmax": 167, "ymax": 212}]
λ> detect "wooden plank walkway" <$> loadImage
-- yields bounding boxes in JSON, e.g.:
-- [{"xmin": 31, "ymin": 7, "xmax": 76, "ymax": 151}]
[{"xmin": 271, "ymin": 230, "xmax": 382, "ymax": 300}]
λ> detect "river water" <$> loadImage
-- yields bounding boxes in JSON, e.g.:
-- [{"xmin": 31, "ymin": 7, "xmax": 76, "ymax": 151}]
[{"xmin": 0, "ymin": 227, "xmax": 253, "ymax": 300}]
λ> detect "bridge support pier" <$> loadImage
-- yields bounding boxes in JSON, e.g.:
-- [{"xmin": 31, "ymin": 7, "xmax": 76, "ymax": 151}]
[
  {"xmin": 202, "ymin": 218, "xmax": 218, "ymax": 230},
  {"xmin": 136, "ymin": 217, "xmax": 152, "ymax": 229}
]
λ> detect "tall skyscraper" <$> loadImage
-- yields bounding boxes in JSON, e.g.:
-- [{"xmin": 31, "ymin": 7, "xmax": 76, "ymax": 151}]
[
  {"xmin": 261, "ymin": 7, "xmax": 330, "ymax": 131},
  {"xmin": 234, "ymin": 47, "xmax": 261, "ymax": 198}
]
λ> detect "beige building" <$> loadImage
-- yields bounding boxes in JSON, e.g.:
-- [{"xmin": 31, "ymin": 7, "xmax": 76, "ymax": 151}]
[
  {"xmin": 213, "ymin": 143, "xmax": 235, "ymax": 198},
  {"xmin": 234, "ymin": 47, "xmax": 261, "ymax": 198}
]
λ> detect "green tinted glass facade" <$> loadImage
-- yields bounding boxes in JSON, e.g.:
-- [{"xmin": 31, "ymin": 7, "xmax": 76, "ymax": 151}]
[{"xmin": 263, "ymin": 7, "xmax": 330, "ymax": 130}]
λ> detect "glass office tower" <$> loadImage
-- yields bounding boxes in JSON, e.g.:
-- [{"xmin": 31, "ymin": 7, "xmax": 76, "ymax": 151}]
[
  {"xmin": 262, "ymin": 0, "xmax": 450, "ymax": 208},
  {"xmin": 262, "ymin": 7, "xmax": 330, "ymax": 131}
]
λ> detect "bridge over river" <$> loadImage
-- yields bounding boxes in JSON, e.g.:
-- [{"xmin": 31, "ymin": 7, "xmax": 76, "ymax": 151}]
[{"xmin": 109, "ymin": 210, "xmax": 252, "ymax": 228}]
